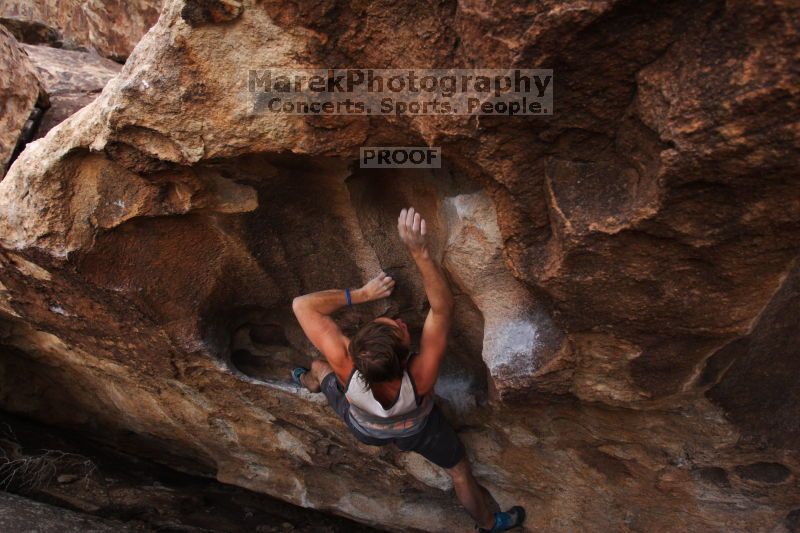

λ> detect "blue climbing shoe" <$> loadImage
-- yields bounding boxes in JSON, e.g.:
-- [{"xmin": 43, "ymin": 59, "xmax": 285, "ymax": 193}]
[
  {"xmin": 291, "ymin": 367, "xmax": 309, "ymax": 387},
  {"xmin": 477, "ymin": 506, "xmax": 526, "ymax": 532}
]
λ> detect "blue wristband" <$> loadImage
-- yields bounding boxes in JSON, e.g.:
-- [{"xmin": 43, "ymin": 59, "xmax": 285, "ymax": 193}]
[{"xmin": 345, "ymin": 288, "xmax": 352, "ymax": 306}]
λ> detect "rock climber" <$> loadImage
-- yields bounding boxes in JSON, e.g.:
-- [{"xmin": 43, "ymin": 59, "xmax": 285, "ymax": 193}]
[{"xmin": 291, "ymin": 207, "xmax": 526, "ymax": 532}]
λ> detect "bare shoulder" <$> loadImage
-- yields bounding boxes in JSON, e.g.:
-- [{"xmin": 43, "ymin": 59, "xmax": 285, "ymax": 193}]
[{"xmin": 330, "ymin": 336, "xmax": 354, "ymax": 384}]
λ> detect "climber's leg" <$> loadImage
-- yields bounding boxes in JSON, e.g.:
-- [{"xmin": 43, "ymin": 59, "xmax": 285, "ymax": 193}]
[
  {"xmin": 447, "ymin": 456, "xmax": 495, "ymax": 530},
  {"xmin": 295, "ymin": 358, "xmax": 332, "ymax": 393},
  {"xmin": 393, "ymin": 405, "xmax": 509, "ymax": 527},
  {"xmin": 292, "ymin": 366, "xmax": 310, "ymax": 388},
  {"xmin": 302, "ymin": 358, "xmax": 332, "ymax": 393},
  {"xmin": 310, "ymin": 358, "xmax": 333, "ymax": 380},
  {"xmin": 315, "ymin": 359, "xmax": 357, "ymax": 423}
]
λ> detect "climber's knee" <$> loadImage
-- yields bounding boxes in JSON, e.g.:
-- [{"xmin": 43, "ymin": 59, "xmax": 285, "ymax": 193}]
[
  {"xmin": 311, "ymin": 358, "xmax": 333, "ymax": 380},
  {"xmin": 446, "ymin": 455, "xmax": 472, "ymax": 483}
]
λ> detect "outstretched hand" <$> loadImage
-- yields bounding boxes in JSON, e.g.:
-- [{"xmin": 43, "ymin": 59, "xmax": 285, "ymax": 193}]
[
  {"xmin": 360, "ymin": 271, "xmax": 395, "ymax": 301},
  {"xmin": 398, "ymin": 206, "xmax": 428, "ymax": 256}
]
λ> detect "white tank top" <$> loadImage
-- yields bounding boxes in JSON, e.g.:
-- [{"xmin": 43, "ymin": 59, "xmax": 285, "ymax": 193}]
[
  {"xmin": 347, "ymin": 370, "xmax": 418, "ymax": 417},
  {"xmin": 344, "ymin": 365, "xmax": 433, "ymax": 439}
]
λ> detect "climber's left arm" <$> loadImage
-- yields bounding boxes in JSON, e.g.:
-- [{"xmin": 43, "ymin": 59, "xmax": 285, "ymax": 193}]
[{"xmin": 292, "ymin": 273, "xmax": 395, "ymax": 375}]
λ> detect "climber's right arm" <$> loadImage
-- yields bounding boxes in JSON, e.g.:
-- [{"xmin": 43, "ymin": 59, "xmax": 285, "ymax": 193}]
[
  {"xmin": 292, "ymin": 291, "xmax": 352, "ymax": 377},
  {"xmin": 398, "ymin": 207, "xmax": 454, "ymax": 396},
  {"xmin": 292, "ymin": 273, "xmax": 395, "ymax": 380}
]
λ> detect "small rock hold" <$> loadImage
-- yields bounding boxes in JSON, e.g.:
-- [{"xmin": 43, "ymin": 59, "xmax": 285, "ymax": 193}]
[
  {"xmin": 181, "ymin": 0, "xmax": 243, "ymax": 27},
  {"xmin": 56, "ymin": 474, "xmax": 79, "ymax": 484},
  {"xmin": 690, "ymin": 466, "xmax": 730, "ymax": 488},
  {"xmin": 734, "ymin": 462, "xmax": 791, "ymax": 484}
]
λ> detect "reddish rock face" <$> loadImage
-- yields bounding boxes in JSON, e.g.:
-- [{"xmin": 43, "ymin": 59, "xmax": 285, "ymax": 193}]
[
  {"xmin": 0, "ymin": 0, "xmax": 798, "ymax": 531},
  {"xmin": 0, "ymin": 26, "xmax": 45, "ymax": 179},
  {"xmin": 21, "ymin": 44, "xmax": 122, "ymax": 140},
  {"xmin": 0, "ymin": 0, "xmax": 162, "ymax": 61}
]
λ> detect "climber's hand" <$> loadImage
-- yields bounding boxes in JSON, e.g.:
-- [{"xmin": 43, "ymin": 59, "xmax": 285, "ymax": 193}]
[
  {"xmin": 398, "ymin": 206, "xmax": 428, "ymax": 257},
  {"xmin": 360, "ymin": 271, "xmax": 395, "ymax": 301}
]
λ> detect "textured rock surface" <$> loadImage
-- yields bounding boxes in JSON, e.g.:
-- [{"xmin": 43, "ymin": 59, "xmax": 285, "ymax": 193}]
[
  {"xmin": 0, "ymin": 491, "xmax": 137, "ymax": 532},
  {"xmin": 0, "ymin": 412, "xmax": 379, "ymax": 532},
  {"xmin": 0, "ymin": 0, "xmax": 162, "ymax": 61},
  {"xmin": 0, "ymin": 27, "xmax": 45, "ymax": 179},
  {"xmin": 21, "ymin": 44, "xmax": 122, "ymax": 139},
  {"xmin": 0, "ymin": 0, "xmax": 798, "ymax": 532}
]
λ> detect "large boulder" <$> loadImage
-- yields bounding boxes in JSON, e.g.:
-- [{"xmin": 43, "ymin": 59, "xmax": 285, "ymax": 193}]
[
  {"xmin": 0, "ymin": 0, "xmax": 798, "ymax": 531},
  {"xmin": 21, "ymin": 44, "xmax": 122, "ymax": 139},
  {"xmin": 0, "ymin": 0, "xmax": 163, "ymax": 61},
  {"xmin": 0, "ymin": 412, "xmax": 378, "ymax": 532},
  {"xmin": 0, "ymin": 26, "xmax": 45, "ymax": 180}
]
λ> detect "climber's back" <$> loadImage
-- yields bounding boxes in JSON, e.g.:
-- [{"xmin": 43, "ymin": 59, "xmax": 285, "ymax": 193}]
[{"xmin": 344, "ymin": 357, "xmax": 434, "ymax": 439}]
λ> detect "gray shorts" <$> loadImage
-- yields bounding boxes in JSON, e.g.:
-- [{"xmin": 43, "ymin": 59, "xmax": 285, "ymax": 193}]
[{"xmin": 321, "ymin": 372, "xmax": 465, "ymax": 469}]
